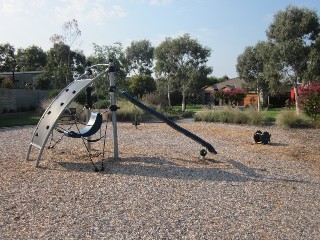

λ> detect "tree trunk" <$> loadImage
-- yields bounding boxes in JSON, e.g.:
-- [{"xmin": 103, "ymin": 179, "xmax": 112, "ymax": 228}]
[
  {"xmin": 257, "ymin": 88, "xmax": 261, "ymax": 112},
  {"xmin": 293, "ymin": 85, "xmax": 300, "ymax": 115},
  {"xmin": 167, "ymin": 84, "xmax": 171, "ymax": 107},
  {"xmin": 182, "ymin": 91, "xmax": 186, "ymax": 112},
  {"xmin": 256, "ymin": 79, "xmax": 261, "ymax": 112}
]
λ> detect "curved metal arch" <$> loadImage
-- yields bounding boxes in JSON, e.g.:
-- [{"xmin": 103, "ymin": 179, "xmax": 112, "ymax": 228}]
[{"xmin": 26, "ymin": 68, "xmax": 108, "ymax": 167}]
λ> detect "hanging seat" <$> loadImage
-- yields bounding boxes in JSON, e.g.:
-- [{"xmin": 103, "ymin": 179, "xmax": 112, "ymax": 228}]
[{"xmin": 63, "ymin": 112, "xmax": 103, "ymax": 138}]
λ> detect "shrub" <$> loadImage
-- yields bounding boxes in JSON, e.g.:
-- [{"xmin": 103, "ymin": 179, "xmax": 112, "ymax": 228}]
[
  {"xmin": 116, "ymin": 100, "xmax": 150, "ymax": 122},
  {"xmin": 275, "ymin": 110, "xmax": 311, "ymax": 128},
  {"xmin": 232, "ymin": 109, "xmax": 249, "ymax": 124},
  {"xmin": 246, "ymin": 108, "xmax": 264, "ymax": 126},
  {"xmin": 48, "ymin": 89, "xmax": 61, "ymax": 99},
  {"xmin": 194, "ymin": 107, "xmax": 262, "ymax": 125},
  {"xmin": 93, "ymin": 99, "xmax": 110, "ymax": 109},
  {"xmin": 298, "ymin": 82, "xmax": 320, "ymax": 120},
  {"xmin": 218, "ymin": 108, "xmax": 233, "ymax": 123},
  {"xmin": 0, "ymin": 77, "xmax": 14, "ymax": 88},
  {"xmin": 215, "ymin": 89, "xmax": 247, "ymax": 106},
  {"xmin": 142, "ymin": 92, "xmax": 168, "ymax": 107},
  {"xmin": 194, "ymin": 110, "xmax": 219, "ymax": 122}
]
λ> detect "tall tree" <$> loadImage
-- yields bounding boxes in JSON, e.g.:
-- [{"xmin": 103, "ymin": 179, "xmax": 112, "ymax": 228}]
[
  {"xmin": 46, "ymin": 43, "xmax": 86, "ymax": 89},
  {"xmin": 154, "ymin": 33, "xmax": 212, "ymax": 111},
  {"xmin": 50, "ymin": 19, "xmax": 82, "ymax": 84},
  {"xmin": 0, "ymin": 43, "xmax": 16, "ymax": 72},
  {"xmin": 126, "ymin": 40, "xmax": 154, "ymax": 76},
  {"xmin": 266, "ymin": 5, "xmax": 320, "ymax": 114},
  {"xmin": 237, "ymin": 45, "xmax": 265, "ymax": 111},
  {"xmin": 15, "ymin": 45, "xmax": 47, "ymax": 71},
  {"xmin": 154, "ymin": 37, "xmax": 175, "ymax": 106},
  {"xmin": 90, "ymin": 42, "xmax": 128, "ymax": 92},
  {"xmin": 237, "ymin": 41, "xmax": 283, "ymax": 111}
]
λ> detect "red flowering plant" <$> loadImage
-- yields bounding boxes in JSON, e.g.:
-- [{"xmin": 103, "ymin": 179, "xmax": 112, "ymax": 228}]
[
  {"xmin": 298, "ymin": 82, "xmax": 320, "ymax": 120},
  {"xmin": 216, "ymin": 88, "xmax": 247, "ymax": 106}
]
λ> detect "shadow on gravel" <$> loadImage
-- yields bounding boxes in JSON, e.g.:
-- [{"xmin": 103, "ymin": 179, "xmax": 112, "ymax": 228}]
[{"xmin": 58, "ymin": 157, "xmax": 312, "ymax": 184}]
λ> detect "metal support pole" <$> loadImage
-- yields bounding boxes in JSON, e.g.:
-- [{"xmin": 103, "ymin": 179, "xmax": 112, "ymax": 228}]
[
  {"xmin": 109, "ymin": 61, "xmax": 119, "ymax": 161},
  {"xmin": 85, "ymin": 86, "xmax": 93, "ymax": 153},
  {"xmin": 86, "ymin": 108, "xmax": 91, "ymax": 153}
]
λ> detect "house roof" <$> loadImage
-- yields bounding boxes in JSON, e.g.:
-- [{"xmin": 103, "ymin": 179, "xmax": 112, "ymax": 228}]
[
  {"xmin": 203, "ymin": 77, "xmax": 246, "ymax": 91},
  {"xmin": 215, "ymin": 77, "xmax": 246, "ymax": 90},
  {"xmin": 0, "ymin": 71, "xmax": 43, "ymax": 84}
]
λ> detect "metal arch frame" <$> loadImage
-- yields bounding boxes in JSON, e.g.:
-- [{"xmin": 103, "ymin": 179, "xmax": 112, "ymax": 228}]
[{"xmin": 26, "ymin": 62, "xmax": 118, "ymax": 167}]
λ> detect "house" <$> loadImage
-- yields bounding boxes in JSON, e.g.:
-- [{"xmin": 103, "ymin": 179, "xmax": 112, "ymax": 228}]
[
  {"xmin": 202, "ymin": 77, "xmax": 258, "ymax": 106},
  {"xmin": 0, "ymin": 71, "xmax": 43, "ymax": 87}
]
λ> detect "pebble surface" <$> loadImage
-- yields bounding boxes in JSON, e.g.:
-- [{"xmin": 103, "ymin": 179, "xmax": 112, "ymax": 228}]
[{"xmin": 1, "ymin": 122, "xmax": 320, "ymax": 239}]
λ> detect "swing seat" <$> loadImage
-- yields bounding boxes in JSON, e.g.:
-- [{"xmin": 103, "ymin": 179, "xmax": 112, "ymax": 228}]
[{"xmin": 64, "ymin": 112, "xmax": 103, "ymax": 138}]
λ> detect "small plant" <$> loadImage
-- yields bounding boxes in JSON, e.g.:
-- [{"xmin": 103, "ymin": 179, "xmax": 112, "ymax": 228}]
[{"xmin": 275, "ymin": 110, "xmax": 311, "ymax": 128}]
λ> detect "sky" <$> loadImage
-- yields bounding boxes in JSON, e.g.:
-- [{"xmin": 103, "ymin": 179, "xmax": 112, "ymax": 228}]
[{"xmin": 0, "ymin": 0, "xmax": 319, "ymax": 78}]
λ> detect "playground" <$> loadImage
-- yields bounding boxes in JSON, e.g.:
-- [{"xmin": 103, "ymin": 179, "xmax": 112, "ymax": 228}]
[{"xmin": 1, "ymin": 121, "xmax": 320, "ymax": 239}]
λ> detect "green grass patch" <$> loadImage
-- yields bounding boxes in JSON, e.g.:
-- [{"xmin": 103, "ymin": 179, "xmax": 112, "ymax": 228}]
[
  {"xmin": 0, "ymin": 112, "xmax": 40, "ymax": 127},
  {"xmin": 261, "ymin": 108, "xmax": 282, "ymax": 124}
]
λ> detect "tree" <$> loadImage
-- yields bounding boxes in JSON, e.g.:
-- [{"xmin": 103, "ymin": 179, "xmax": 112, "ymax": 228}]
[
  {"xmin": 46, "ymin": 43, "xmax": 86, "ymax": 89},
  {"xmin": 237, "ymin": 44, "xmax": 265, "ymax": 111},
  {"xmin": 299, "ymin": 82, "xmax": 320, "ymax": 120},
  {"xmin": 50, "ymin": 19, "xmax": 82, "ymax": 84},
  {"xmin": 89, "ymin": 42, "xmax": 128, "ymax": 94},
  {"xmin": 266, "ymin": 5, "xmax": 320, "ymax": 114},
  {"xmin": 128, "ymin": 75, "xmax": 156, "ymax": 98},
  {"xmin": 34, "ymin": 71, "xmax": 52, "ymax": 90},
  {"xmin": 15, "ymin": 45, "xmax": 47, "ymax": 71},
  {"xmin": 126, "ymin": 40, "xmax": 154, "ymax": 75},
  {"xmin": 154, "ymin": 33, "xmax": 212, "ymax": 111},
  {"xmin": 237, "ymin": 40, "xmax": 285, "ymax": 111},
  {"xmin": 218, "ymin": 75, "xmax": 230, "ymax": 83},
  {"xmin": 304, "ymin": 37, "xmax": 320, "ymax": 82},
  {"xmin": 154, "ymin": 37, "xmax": 175, "ymax": 106},
  {"xmin": 0, "ymin": 43, "xmax": 16, "ymax": 72},
  {"xmin": 207, "ymin": 76, "xmax": 219, "ymax": 85}
]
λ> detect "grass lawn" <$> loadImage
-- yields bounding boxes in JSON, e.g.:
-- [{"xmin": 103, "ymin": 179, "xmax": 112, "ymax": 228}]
[
  {"xmin": 0, "ymin": 112, "xmax": 40, "ymax": 128},
  {"xmin": 260, "ymin": 108, "xmax": 282, "ymax": 123}
]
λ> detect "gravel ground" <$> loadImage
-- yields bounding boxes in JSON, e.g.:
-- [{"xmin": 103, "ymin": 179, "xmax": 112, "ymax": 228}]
[{"xmin": 0, "ymin": 121, "xmax": 320, "ymax": 239}]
